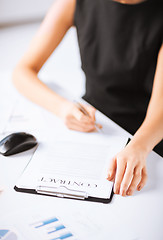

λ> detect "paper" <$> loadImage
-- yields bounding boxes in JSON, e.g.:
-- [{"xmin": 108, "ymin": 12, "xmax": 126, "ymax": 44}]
[
  {"xmin": 0, "ymin": 207, "xmax": 105, "ymax": 240},
  {"xmin": 0, "ymin": 206, "xmax": 145, "ymax": 240},
  {"xmin": 0, "ymin": 98, "xmax": 45, "ymax": 141},
  {"xmin": 16, "ymin": 137, "xmax": 127, "ymax": 200},
  {"xmin": 0, "ymin": 213, "xmax": 76, "ymax": 240}
]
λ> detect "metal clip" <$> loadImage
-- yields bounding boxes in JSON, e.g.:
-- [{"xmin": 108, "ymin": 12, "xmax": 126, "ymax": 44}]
[{"xmin": 36, "ymin": 185, "xmax": 88, "ymax": 200}]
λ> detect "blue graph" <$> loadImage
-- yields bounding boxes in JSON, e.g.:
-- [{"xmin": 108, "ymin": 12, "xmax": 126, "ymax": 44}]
[
  {"xmin": 30, "ymin": 216, "xmax": 74, "ymax": 240},
  {"xmin": 0, "ymin": 229, "xmax": 17, "ymax": 240}
]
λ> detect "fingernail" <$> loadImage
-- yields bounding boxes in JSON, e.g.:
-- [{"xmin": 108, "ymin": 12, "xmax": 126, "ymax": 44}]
[
  {"xmin": 120, "ymin": 190, "xmax": 126, "ymax": 196},
  {"xmin": 137, "ymin": 186, "xmax": 141, "ymax": 191},
  {"xmin": 114, "ymin": 188, "xmax": 119, "ymax": 194},
  {"xmin": 127, "ymin": 191, "xmax": 133, "ymax": 196}
]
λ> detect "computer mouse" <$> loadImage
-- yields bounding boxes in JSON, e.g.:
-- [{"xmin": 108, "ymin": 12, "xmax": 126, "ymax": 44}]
[{"xmin": 0, "ymin": 132, "xmax": 38, "ymax": 156}]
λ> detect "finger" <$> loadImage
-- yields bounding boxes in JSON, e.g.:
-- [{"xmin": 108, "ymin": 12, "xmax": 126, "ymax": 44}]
[
  {"xmin": 126, "ymin": 167, "xmax": 142, "ymax": 196},
  {"xmin": 66, "ymin": 117, "xmax": 96, "ymax": 132},
  {"xmin": 72, "ymin": 117, "xmax": 95, "ymax": 131},
  {"xmin": 84, "ymin": 105, "xmax": 96, "ymax": 121},
  {"xmin": 83, "ymin": 105, "xmax": 103, "ymax": 129},
  {"xmin": 114, "ymin": 157, "xmax": 127, "ymax": 194},
  {"xmin": 0, "ymin": 186, "xmax": 4, "ymax": 192},
  {"xmin": 107, "ymin": 156, "xmax": 117, "ymax": 181},
  {"xmin": 96, "ymin": 123, "xmax": 103, "ymax": 129},
  {"xmin": 72, "ymin": 107, "xmax": 85, "ymax": 121},
  {"xmin": 137, "ymin": 167, "xmax": 148, "ymax": 191},
  {"xmin": 73, "ymin": 107, "xmax": 94, "ymax": 123},
  {"xmin": 120, "ymin": 163, "xmax": 134, "ymax": 196},
  {"xmin": 67, "ymin": 123, "xmax": 95, "ymax": 132}
]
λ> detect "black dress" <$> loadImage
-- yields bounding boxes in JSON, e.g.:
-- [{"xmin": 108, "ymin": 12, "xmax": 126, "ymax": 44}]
[{"xmin": 74, "ymin": 0, "xmax": 163, "ymax": 157}]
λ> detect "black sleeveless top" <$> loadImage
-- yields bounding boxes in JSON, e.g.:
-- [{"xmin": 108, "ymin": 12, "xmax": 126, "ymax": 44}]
[{"xmin": 74, "ymin": 0, "xmax": 163, "ymax": 156}]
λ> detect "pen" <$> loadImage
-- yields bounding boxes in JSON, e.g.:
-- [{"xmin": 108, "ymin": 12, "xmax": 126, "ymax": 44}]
[{"xmin": 74, "ymin": 101, "xmax": 102, "ymax": 132}]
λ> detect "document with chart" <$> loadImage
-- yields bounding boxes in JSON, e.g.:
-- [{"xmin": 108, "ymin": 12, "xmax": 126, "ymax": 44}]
[
  {"xmin": 0, "ymin": 206, "xmax": 117, "ymax": 240},
  {"xmin": 15, "ymin": 137, "xmax": 127, "ymax": 203},
  {"xmin": 0, "ymin": 211, "xmax": 79, "ymax": 240}
]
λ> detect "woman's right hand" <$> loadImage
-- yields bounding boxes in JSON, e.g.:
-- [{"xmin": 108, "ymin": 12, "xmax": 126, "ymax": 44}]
[{"xmin": 60, "ymin": 101, "xmax": 102, "ymax": 132}]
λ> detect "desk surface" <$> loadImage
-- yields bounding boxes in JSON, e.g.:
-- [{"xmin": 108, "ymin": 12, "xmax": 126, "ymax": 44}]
[
  {"xmin": 0, "ymin": 24, "xmax": 163, "ymax": 240},
  {"xmin": 0, "ymin": 79, "xmax": 163, "ymax": 240}
]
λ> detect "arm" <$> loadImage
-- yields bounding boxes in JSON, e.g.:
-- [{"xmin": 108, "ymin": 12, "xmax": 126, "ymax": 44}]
[
  {"xmin": 13, "ymin": 0, "xmax": 98, "ymax": 132},
  {"xmin": 108, "ymin": 44, "xmax": 163, "ymax": 196}
]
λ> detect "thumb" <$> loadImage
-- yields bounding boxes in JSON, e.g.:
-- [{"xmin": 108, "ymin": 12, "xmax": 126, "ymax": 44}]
[
  {"xmin": 84, "ymin": 105, "xmax": 96, "ymax": 121},
  {"xmin": 73, "ymin": 106, "xmax": 85, "ymax": 121},
  {"xmin": 107, "ymin": 156, "xmax": 117, "ymax": 181}
]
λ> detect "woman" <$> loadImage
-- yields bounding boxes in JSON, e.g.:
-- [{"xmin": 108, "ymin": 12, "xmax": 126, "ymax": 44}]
[{"xmin": 12, "ymin": 0, "xmax": 163, "ymax": 197}]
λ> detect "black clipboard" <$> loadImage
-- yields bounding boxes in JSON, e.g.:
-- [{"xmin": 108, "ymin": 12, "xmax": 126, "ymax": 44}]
[
  {"xmin": 14, "ymin": 138, "xmax": 130, "ymax": 204},
  {"xmin": 14, "ymin": 185, "xmax": 114, "ymax": 203}
]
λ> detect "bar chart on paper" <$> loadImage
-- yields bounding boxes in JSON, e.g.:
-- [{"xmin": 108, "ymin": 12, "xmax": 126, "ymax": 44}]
[
  {"xmin": 30, "ymin": 216, "xmax": 76, "ymax": 240},
  {"xmin": 0, "ymin": 229, "xmax": 18, "ymax": 240}
]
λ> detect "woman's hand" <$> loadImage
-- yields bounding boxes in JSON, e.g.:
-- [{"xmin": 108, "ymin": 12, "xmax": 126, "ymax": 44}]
[
  {"xmin": 60, "ymin": 101, "xmax": 102, "ymax": 132},
  {"xmin": 107, "ymin": 143, "xmax": 148, "ymax": 196}
]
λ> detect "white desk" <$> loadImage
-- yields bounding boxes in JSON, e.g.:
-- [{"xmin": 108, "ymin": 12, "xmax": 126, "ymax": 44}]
[
  {"xmin": 0, "ymin": 24, "xmax": 163, "ymax": 240},
  {"xmin": 0, "ymin": 76, "xmax": 163, "ymax": 240}
]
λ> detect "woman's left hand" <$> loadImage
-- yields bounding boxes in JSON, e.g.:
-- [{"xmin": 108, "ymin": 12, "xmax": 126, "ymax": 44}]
[{"xmin": 107, "ymin": 144, "xmax": 148, "ymax": 196}]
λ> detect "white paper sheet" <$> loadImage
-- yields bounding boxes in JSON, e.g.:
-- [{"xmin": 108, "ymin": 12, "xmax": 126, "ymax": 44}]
[{"xmin": 16, "ymin": 137, "xmax": 127, "ymax": 199}]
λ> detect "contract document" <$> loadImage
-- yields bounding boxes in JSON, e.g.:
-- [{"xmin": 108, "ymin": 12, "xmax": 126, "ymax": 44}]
[{"xmin": 15, "ymin": 137, "xmax": 127, "ymax": 203}]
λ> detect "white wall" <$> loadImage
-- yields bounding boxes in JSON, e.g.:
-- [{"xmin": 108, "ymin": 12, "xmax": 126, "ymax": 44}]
[{"xmin": 0, "ymin": 0, "xmax": 54, "ymax": 24}]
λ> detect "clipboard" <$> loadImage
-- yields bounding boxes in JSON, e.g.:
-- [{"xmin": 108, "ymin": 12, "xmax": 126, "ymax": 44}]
[
  {"xmin": 14, "ymin": 138, "xmax": 128, "ymax": 203},
  {"xmin": 14, "ymin": 186, "xmax": 114, "ymax": 204}
]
